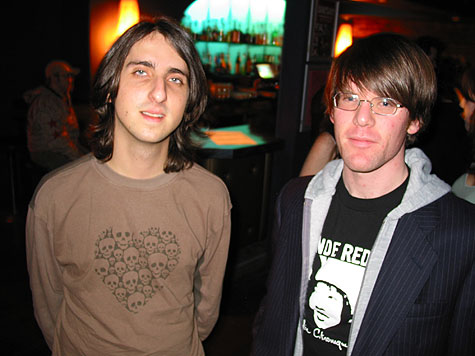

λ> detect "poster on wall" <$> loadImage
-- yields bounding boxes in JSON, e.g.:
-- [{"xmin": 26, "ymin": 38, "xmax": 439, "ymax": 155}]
[
  {"xmin": 300, "ymin": 0, "xmax": 339, "ymax": 133},
  {"xmin": 307, "ymin": 0, "xmax": 339, "ymax": 63}
]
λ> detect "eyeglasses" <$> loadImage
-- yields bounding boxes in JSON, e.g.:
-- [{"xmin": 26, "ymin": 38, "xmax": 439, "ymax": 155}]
[
  {"xmin": 333, "ymin": 93, "xmax": 404, "ymax": 116},
  {"xmin": 54, "ymin": 72, "xmax": 75, "ymax": 79}
]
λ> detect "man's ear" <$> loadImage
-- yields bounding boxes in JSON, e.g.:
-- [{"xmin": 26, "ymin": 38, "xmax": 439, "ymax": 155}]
[{"xmin": 407, "ymin": 118, "xmax": 421, "ymax": 135}]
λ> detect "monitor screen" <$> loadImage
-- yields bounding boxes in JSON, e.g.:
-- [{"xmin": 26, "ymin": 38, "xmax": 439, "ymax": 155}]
[{"xmin": 256, "ymin": 63, "xmax": 275, "ymax": 79}]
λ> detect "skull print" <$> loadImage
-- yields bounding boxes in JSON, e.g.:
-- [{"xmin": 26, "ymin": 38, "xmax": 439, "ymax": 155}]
[
  {"xmin": 165, "ymin": 243, "xmax": 179, "ymax": 258},
  {"xmin": 144, "ymin": 235, "xmax": 158, "ymax": 255},
  {"xmin": 124, "ymin": 247, "xmax": 139, "ymax": 270},
  {"xmin": 99, "ymin": 237, "xmax": 115, "ymax": 258},
  {"xmin": 133, "ymin": 234, "xmax": 144, "ymax": 248},
  {"xmin": 95, "ymin": 226, "xmax": 181, "ymax": 313},
  {"xmin": 139, "ymin": 268, "xmax": 152, "ymax": 285},
  {"xmin": 115, "ymin": 231, "xmax": 132, "ymax": 250},
  {"xmin": 143, "ymin": 285, "xmax": 153, "ymax": 298},
  {"xmin": 161, "ymin": 230, "xmax": 175, "ymax": 244},
  {"xmin": 115, "ymin": 287, "xmax": 126, "ymax": 301},
  {"xmin": 127, "ymin": 292, "xmax": 145, "ymax": 313},
  {"xmin": 148, "ymin": 253, "xmax": 168, "ymax": 278},
  {"xmin": 123, "ymin": 270, "xmax": 138, "ymax": 293},
  {"xmin": 94, "ymin": 258, "xmax": 109, "ymax": 278},
  {"xmin": 105, "ymin": 274, "xmax": 119, "ymax": 290},
  {"xmin": 114, "ymin": 261, "xmax": 126, "ymax": 277}
]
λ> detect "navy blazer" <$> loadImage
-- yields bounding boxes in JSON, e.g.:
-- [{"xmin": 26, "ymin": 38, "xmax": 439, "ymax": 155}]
[{"xmin": 252, "ymin": 176, "xmax": 475, "ymax": 356}]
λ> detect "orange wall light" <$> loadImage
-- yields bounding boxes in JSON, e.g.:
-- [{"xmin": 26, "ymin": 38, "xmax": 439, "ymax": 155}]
[
  {"xmin": 116, "ymin": 0, "xmax": 140, "ymax": 37},
  {"xmin": 89, "ymin": 0, "xmax": 140, "ymax": 79},
  {"xmin": 334, "ymin": 23, "xmax": 353, "ymax": 57}
]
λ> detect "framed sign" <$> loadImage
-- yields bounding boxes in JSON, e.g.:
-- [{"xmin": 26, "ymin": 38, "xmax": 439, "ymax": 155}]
[{"xmin": 306, "ymin": 0, "xmax": 339, "ymax": 62}]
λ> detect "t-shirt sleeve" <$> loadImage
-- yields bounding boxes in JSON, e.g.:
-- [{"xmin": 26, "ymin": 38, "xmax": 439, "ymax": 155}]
[
  {"xmin": 193, "ymin": 184, "xmax": 231, "ymax": 340},
  {"xmin": 25, "ymin": 203, "xmax": 64, "ymax": 349}
]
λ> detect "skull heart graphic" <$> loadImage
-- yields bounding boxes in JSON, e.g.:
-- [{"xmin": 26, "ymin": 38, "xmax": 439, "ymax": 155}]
[{"xmin": 94, "ymin": 227, "xmax": 181, "ymax": 313}]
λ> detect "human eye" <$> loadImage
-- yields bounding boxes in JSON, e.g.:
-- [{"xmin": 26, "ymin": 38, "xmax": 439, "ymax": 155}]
[
  {"xmin": 337, "ymin": 93, "xmax": 358, "ymax": 105},
  {"xmin": 342, "ymin": 93, "xmax": 358, "ymax": 103},
  {"xmin": 378, "ymin": 98, "xmax": 397, "ymax": 108},
  {"xmin": 169, "ymin": 77, "xmax": 183, "ymax": 84},
  {"xmin": 334, "ymin": 93, "xmax": 358, "ymax": 110},
  {"xmin": 133, "ymin": 68, "xmax": 148, "ymax": 77},
  {"xmin": 168, "ymin": 71, "xmax": 188, "ymax": 87}
]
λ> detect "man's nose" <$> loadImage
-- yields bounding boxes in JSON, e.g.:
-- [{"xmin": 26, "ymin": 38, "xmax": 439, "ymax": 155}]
[
  {"xmin": 353, "ymin": 100, "xmax": 375, "ymax": 127},
  {"xmin": 149, "ymin": 78, "xmax": 167, "ymax": 103}
]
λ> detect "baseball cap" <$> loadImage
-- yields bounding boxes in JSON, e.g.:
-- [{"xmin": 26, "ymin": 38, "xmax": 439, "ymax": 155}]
[{"xmin": 45, "ymin": 60, "xmax": 80, "ymax": 79}]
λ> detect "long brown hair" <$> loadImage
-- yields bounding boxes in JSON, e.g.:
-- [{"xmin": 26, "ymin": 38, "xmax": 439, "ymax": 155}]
[{"xmin": 90, "ymin": 17, "xmax": 208, "ymax": 172}]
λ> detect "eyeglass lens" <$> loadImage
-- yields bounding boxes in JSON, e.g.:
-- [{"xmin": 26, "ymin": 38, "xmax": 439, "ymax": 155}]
[{"xmin": 334, "ymin": 93, "xmax": 399, "ymax": 115}]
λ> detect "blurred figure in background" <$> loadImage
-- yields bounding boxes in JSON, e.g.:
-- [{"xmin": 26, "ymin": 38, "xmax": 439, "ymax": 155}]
[
  {"xmin": 414, "ymin": 37, "xmax": 471, "ymax": 184},
  {"xmin": 299, "ymin": 116, "xmax": 337, "ymax": 177},
  {"xmin": 300, "ymin": 87, "xmax": 338, "ymax": 177},
  {"xmin": 23, "ymin": 60, "xmax": 87, "ymax": 171},
  {"xmin": 452, "ymin": 65, "xmax": 475, "ymax": 203}
]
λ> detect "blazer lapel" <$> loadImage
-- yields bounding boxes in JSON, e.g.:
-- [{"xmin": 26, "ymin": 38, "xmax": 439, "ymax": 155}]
[{"xmin": 351, "ymin": 207, "xmax": 440, "ymax": 355}]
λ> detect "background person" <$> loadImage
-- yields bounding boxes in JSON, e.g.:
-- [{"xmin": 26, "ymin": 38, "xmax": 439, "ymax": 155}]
[
  {"xmin": 452, "ymin": 65, "xmax": 475, "ymax": 203},
  {"xmin": 300, "ymin": 87, "xmax": 338, "ymax": 177},
  {"xmin": 299, "ymin": 117, "xmax": 338, "ymax": 177},
  {"xmin": 23, "ymin": 60, "xmax": 87, "ymax": 171},
  {"xmin": 414, "ymin": 36, "xmax": 471, "ymax": 184}
]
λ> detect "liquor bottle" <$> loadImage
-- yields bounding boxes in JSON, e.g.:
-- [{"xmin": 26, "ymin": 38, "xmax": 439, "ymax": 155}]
[
  {"xmin": 214, "ymin": 55, "xmax": 219, "ymax": 73},
  {"xmin": 230, "ymin": 21, "xmax": 241, "ymax": 43},
  {"xmin": 226, "ymin": 54, "xmax": 232, "ymax": 74},
  {"xmin": 235, "ymin": 53, "xmax": 241, "ymax": 75},
  {"xmin": 217, "ymin": 19, "xmax": 225, "ymax": 42},
  {"xmin": 202, "ymin": 51, "xmax": 211, "ymax": 73},
  {"xmin": 245, "ymin": 53, "xmax": 253, "ymax": 75},
  {"xmin": 261, "ymin": 24, "xmax": 268, "ymax": 45},
  {"xmin": 220, "ymin": 53, "xmax": 227, "ymax": 73}
]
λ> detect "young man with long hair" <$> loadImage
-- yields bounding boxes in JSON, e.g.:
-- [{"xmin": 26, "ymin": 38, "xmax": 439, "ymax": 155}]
[{"xmin": 26, "ymin": 17, "xmax": 231, "ymax": 355}]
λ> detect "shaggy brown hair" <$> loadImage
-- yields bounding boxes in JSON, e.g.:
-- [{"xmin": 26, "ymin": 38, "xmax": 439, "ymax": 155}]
[
  {"xmin": 324, "ymin": 33, "xmax": 437, "ymax": 144},
  {"xmin": 90, "ymin": 17, "xmax": 208, "ymax": 172}
]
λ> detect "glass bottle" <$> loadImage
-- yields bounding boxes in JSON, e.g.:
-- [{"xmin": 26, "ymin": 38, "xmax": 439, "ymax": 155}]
[{"xmin": 235, "ymin": 53, "xmax": 241, "ymax": 75}]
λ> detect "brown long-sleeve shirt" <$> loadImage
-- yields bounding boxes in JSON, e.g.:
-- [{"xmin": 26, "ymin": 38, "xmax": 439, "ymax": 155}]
[{"xmin": 26, "ymin": 155, "xmax": 231, "ymax": 355}]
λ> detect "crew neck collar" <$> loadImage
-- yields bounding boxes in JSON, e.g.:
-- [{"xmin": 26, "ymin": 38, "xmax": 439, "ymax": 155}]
[{"xmin": 93, "ymin": 157, "xmax": 178, "ymax": 190}]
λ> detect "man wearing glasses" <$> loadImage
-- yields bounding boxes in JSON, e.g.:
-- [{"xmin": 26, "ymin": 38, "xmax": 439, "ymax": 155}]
[{"xmin": 253, "ymin": 33, "xmax": 475, "ymax": 356}]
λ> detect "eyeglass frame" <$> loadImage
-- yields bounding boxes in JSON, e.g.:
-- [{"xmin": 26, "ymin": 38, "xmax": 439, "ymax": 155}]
[{"xmin": 332, "ymin": 92, "xmax": 404, "ymax": 116}]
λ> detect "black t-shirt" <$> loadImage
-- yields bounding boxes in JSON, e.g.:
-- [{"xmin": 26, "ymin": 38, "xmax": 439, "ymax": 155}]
[{"xmin": 302, "ymin": 176, "xmax": 408, "ymax": 355}]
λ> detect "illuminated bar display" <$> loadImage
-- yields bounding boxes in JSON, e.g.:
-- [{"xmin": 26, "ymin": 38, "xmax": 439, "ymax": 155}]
[{"xmin": 181, "ymin": 0, "xmax": 286, "ymax": 76}]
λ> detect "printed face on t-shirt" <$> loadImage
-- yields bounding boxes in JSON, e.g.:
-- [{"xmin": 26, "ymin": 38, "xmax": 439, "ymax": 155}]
[{"xmin": 309, "ymin": 280, "xmax": 344, "ymax": 329}]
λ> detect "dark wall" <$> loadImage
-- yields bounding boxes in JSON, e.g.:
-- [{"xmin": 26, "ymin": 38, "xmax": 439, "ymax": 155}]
[
  {"xmin": 270, "ymin": 0, "xmax": 313, "ymax": 190},
  {"xmin": 140, "ymin": 0, "xmax": 192, "ymax": 21}
]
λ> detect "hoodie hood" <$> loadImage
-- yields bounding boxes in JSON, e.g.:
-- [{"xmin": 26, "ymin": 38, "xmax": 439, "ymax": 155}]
[
  {"xmin": 305, "ymin": 148, "xmax": 450, "ymax": 210},
  {"xmin": 23, "ymin": 86, "xmax": 48, "ymax": 105}
]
